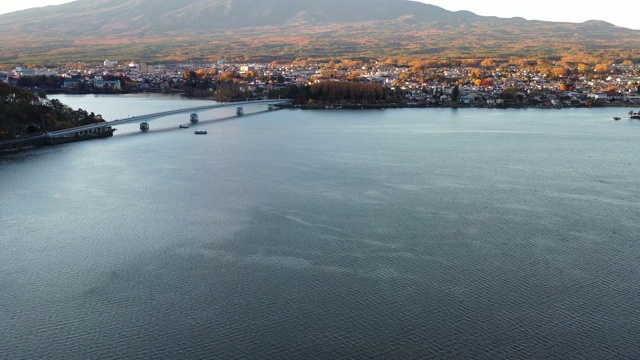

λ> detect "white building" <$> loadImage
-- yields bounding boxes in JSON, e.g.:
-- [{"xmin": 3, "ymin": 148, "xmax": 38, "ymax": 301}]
[
  {"xmin": 624, "ymin": 94, "xmax": 640, "ymax": 104},
  {"xmin": 104, "ymin": 59, "xmax": 118, "ymax": 67},
  {"xmin": 93, "ymin": 77, "xmax": 121, "ymax": 90}
]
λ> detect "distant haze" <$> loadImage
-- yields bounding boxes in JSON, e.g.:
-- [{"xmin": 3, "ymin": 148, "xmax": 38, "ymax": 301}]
[
  {"xmin": 0, "ymin": 0, "xmax": 74, "ymax": 15},
  {"xmin": 0, "ymin": 0, "xmax": 638, "ymax": 29},
  {"xmin": 419, "ymin": 0, "xmax": 640, "ymax": 30}
]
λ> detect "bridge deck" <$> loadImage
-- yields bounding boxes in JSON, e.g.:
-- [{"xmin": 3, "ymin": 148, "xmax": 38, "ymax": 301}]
[{"xmin": 47, "ymin": 99, "xmax": 290, "ymax": 137}]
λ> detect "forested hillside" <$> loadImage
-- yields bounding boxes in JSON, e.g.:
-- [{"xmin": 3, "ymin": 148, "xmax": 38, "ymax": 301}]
[
  {"xmin": 0, "ymin": 0, "xmax": 638, "ymax": 65},
  {"xmin": 0, "ymin": 83, "xmax": 104, "ymax": 139}
]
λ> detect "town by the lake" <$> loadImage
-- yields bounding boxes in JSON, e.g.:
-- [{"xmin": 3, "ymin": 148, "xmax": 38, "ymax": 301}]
[
  {"xmin": 4, "ymin": 57, "xmax": 640, "ymax": 151},
  {"xmin": 3, "ymin": 58, "xmax": 640, "ymax": 108}
]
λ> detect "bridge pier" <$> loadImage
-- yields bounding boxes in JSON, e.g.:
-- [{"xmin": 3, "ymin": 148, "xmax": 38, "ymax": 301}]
[{"xmin": 115, "ymin": 100, "xmax": 289, "ymax": 126}]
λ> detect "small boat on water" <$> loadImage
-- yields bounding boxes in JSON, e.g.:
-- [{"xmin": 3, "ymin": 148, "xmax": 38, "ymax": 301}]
[
  {"xmin": 190, "ymin": 113, "xmax": 199, "ymax": 123},
  {"xmin": 194, "ymin": 129, "xmax": 207, "ymax": 135},
  {"xmin": 236, "ymin": 106, "xmax": 244, "ymax": 116},
  {"xmin": 179, "ymin": 124, "xmax": 190, "ymax": 128},
  {"xmin": 140, "ymin": 122, "xmax": 149, "ymax": 131},
  {"xmin": 629, "ymin": 111, "xmax": 640, "ymax": 119},
  {"xmin": 613, "ymin": 117, "xmax": 621, "ymax": 121}
]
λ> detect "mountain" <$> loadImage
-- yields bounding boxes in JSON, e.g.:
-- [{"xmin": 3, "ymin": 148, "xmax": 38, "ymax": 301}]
[
  {"xmin": 0, "ymin": 0, "xmax": 638, "ymax": 64},
  {"xmin": 0, "ymin": 0, "xmax": 475, "ymax": 36}
]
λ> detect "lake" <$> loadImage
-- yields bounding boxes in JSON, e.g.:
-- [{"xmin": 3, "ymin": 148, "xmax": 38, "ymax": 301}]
[{"xmin": 2, "ymin": 94, "xmax": 639, "ymax": 359}]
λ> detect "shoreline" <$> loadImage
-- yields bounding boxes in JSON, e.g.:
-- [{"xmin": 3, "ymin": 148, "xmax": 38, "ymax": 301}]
[
  {"xmin": 2, "ymin": 103, "xmax": 638, "ymax": 154},
  {"xmin": 1, "ymin": 128, "xmax": 115, "ymax": 154},
  {"xmin": 283, "ymin": 102, "xmax": 639, "ymax": 110}
]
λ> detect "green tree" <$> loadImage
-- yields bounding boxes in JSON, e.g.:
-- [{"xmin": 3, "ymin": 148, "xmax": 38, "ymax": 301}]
[{"xmin": 451, "ymin": 85, "xmax": 460, "ymax": 103}]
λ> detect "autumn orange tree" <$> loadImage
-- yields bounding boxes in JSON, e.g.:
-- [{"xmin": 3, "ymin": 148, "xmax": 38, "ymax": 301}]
[
  {"xmin": 552, "ymin": 67, "xmax": 568, "ymax": 79},
  {"xmin": 470, "ymin": 68, "xmax": 483, "ymax": 79},
  {"xmin": 219, "ymin": 71, "xmax": 236, "ymax": 81},
  {"xmin": 595, "ymin": 63, "xmax": 611, "ymax": 73}
]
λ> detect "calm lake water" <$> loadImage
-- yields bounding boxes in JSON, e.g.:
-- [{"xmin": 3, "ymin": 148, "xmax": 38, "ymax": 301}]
[{"xmin": 2, "ymin": 94, "xmax": 640, "ymax": 359}]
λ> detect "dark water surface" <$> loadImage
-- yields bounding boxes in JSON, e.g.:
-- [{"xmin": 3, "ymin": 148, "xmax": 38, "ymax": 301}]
[{"xmin": 2, "ymin": 95, "xmax": 640, "ymax": 359}]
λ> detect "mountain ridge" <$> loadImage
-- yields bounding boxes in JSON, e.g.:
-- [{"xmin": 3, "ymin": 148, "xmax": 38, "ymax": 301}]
[
  {"xmin": 0, "ymin": 0, "xmax": 474, "ymax": 35},
  {"xmin": 0, "ymin": 0, "xmax": 638, "ymax": 64}
]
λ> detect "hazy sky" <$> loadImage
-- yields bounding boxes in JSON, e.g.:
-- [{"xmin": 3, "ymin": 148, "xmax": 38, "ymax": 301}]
[
  {"xmin": 1, "ymin": 0, "xmax": 638, "ymax": 30},
  {"xmin": 421, "ymin": 0, "xmax": 639, "ymax": 29}
]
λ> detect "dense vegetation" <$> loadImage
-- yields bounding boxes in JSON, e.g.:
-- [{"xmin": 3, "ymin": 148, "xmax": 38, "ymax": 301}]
[
  {"xmin": 0, "ymin": 82, "xmax": 104, "ymax": 140},
  {"xmin": 268, "ymin": 81, "xmax": 404, "ymax": 106}
]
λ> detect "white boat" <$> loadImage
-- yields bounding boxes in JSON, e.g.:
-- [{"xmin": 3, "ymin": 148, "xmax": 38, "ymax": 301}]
[
  {"xmin": 236, "ymin": 106, "xmax": 244, "ymax": 116},
  {"xmin": 194, "ymin": 129, "xmax": 207, "ymax": 135}
]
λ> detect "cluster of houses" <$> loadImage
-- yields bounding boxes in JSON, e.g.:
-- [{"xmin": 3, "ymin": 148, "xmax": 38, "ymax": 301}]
[{"xmin": 2, "ymin": 58, "xmax": 640, "ymax": 107}]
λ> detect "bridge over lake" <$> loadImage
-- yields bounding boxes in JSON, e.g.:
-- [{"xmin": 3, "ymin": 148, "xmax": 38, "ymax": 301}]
[{"xmin": 45, "ymin": 99, "xmax": 291, "ymax": 140}]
